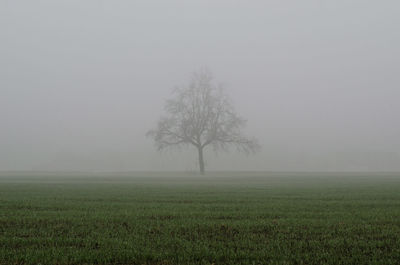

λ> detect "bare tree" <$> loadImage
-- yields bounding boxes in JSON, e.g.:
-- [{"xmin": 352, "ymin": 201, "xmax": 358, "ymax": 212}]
[{"xmin": 147, "ymin": 69, "xmax": 260, "ymax": 174}]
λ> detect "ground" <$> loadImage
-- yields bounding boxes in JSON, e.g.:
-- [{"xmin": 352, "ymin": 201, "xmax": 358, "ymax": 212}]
[{"xmin": 1, "ymin": 172, "xmax": 399, "ymax": 264}]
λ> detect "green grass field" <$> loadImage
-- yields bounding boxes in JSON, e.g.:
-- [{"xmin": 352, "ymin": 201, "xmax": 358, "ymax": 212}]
[{"xmin": 1, "ymin": 172, "xmax": 400, "ymax": 265}]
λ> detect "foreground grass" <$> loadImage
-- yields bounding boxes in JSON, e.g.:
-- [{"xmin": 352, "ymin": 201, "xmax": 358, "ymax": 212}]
[{"xmin": 0, "ymin": 172, "xmax": 400, "ymax": 264}]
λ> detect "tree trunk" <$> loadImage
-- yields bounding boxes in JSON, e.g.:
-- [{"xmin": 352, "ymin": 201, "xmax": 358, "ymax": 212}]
[{"xmin": 198, "ymin": 147, "xmax": 205, "ymax": 175}]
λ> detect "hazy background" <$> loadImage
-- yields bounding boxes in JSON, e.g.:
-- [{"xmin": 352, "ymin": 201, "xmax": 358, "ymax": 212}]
[{"xmin": 1, "ymin": 0, "xmax": 399, "ymax": 172}]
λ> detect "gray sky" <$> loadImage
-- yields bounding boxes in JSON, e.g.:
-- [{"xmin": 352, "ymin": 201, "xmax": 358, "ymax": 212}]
[{"xmin": 1, "ymin": 0, "xmax": 400, "ymax": 172}]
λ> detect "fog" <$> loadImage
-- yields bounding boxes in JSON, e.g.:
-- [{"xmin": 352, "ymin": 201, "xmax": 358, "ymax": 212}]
[{"xmin": 1, "ymin": 0, "xmax": 399, "ymax": 172}]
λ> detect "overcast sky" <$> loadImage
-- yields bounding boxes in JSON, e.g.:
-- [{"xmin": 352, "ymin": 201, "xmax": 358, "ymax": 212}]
[{"xmin": 1, "ymin": 0, "xmax": 400, "ymax": 172}]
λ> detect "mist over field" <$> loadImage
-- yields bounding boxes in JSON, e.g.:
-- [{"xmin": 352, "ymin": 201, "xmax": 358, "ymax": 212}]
[{"xmin": 1, "ymin": 0, "xmax": 400, "ymax": 172}]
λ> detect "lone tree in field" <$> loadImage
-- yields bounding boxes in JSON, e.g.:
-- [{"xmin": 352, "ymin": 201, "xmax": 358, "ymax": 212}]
[{"xmin": 147, "ymin": 69, "xmax": 260, "ymax": 174}]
